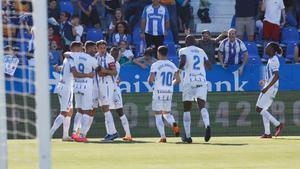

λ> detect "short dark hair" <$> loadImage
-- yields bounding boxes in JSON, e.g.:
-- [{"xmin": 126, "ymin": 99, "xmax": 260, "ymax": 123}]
[
  {"xmin": 96, "ymin": 40, "xmax": 107, "ymax": 47},
  {"xmin": 85, "ymin": 41, "xmax": 96, "ymax": 49},
  {"xmin": 110, "ymin": 47, "xmax": 119, "ymax": 53},
  {"xmin": 70, "ymin": 41, "xmax": 83, "ymax": 49},
  {"xmin": 201, "ymin": 30, "xmax": 211, "ymax": 35},
  {"xmin": 157, "ymin": 46, "xmax": 168, "ymax": 57},
  {"xmin": 144, "ymin": 47, "xmax": 153, "ymax": 56},
  {"xmin": 269, "ymin": 42, "xmax": 283, "ymax": 55},
  {"xmin": 71, "ymin": 15, "xmax": 80, "ymax": 19}
]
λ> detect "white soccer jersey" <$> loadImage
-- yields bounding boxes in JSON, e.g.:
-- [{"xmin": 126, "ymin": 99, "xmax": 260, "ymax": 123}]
[
  {"xmin": 265, "ymin": 55, "xmax": 280, "ymax": 89},
  {"xmin": 59, "ymin": 57, "xmax": 74, "ymax": 88},
  {"xmin": 114, "ymin": 61, "xmax": 121, "ymax": 84},
  {"xmin": 179, "ymin": 46, "xmax": 208, "ymax": 85},
  {"xmin": 150, "ymin": 60, "xmax": 178, "ymax": 93},
  {"xmin": 71, "ymin": 52, "xmax": 98, "ymax": 110},
  {"xmin": 96, "ymin": 52, "xmax": 116, "ymax": 83}
]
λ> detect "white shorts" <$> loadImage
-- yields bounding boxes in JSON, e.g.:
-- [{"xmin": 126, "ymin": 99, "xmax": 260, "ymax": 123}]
[
  {"xmin": 98, "ymin": 81, "xmax": 114, "ymax": 107},
  {"xmin": 56, "ymin": 84, "xmax": 73, "ymax": 112},
  {"xmin": 256, "ymin": 88, "xmax": 278, "ymax": 110},
  {"xmin": 110, "ymin": 86, "xmax": 123, "ymax": 110},
  {"xmin": 182, "ymin": 82, "xmax": 207, "ymax": 102},
  {"xmin": 74, "ymin": 80, "xmax": 93, "ymax": 111},
  {"xmin": 92, "ymin": 82, "xmax": 100, "ymax": 108},
  {"xmin": 152, "ymin": 92, "xmax": 173, "ymax": 112}
]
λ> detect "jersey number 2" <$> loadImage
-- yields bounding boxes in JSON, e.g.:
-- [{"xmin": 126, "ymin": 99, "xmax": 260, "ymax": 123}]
[{"xmin": 193, "ymin": 55, "xmax": 200, "ymax": 70}]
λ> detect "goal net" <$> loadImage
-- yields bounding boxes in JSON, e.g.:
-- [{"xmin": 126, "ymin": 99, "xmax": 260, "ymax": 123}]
[{"xmin": 0, "ymin": 0, "xmax": 51, "ymax": 169}]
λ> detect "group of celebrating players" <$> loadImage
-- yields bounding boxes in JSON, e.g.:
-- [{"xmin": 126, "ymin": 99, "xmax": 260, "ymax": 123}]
[{"xmin": 50, "ymin": 34, "xmax": 284, "ymax": 143}]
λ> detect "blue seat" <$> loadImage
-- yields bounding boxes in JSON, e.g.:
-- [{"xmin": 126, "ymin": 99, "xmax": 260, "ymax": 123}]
[
  {"xmin": 286, "ymin": 43, "xmax": 297, "ymax": 62},
  {"xmin": 59, "ymin": 1, "xmax": 74, "ymax": 15},
  {"xmin": 244, "ymin": 42, "xmax": 262, "ymax": 64},
  {"xmin": 281, "ymin": 26, "xmax": 299, "ymax": 44},
  {"xmin": 86, "ymin": 28, "xmax": 104, "ymax": 42},
  {"xmin": 164, "ymin": 30, "xmax": 174, "ymax": 44}
]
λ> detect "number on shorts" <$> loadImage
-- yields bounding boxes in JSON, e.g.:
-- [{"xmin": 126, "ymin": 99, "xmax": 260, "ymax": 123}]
[{"xmin": 161, "ymin": 72, "xmax": 172, "ymax": 86}]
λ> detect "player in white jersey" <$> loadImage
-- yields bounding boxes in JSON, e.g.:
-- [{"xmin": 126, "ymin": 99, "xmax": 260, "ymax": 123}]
[
  {"xmin": 66, "ymin": 41, "xmax": 98, "ymax": 142},
  {"xmin": 95, "ymin": 40, "xmax": 119, "ymax": 141},
  {"xmin": 178, "ymin": 35, "xmax": 212, "ymax": 143},
  {"xmin": 148, "ymin": 46, "xmax": 181, "ymax": 143},
  {"xmin": 110, "ymin": 47, "xmax": 132, "ymax": 141},
  {"xmin": 50, "ymin": 42, "xmax": 94, "ymax": 141},
  {"xmin": 256, "ymin": 42, "xmax": 284, "ymax": 138},
  {"xmin": 66, "ymin": 41, "xmax": 99, "ymax": 142}
]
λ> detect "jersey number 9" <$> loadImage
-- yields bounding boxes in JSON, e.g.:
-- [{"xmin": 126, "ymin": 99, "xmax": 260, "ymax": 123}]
[{"xmin": 78, "ymin": 63, "xmax": 85, "ymax": 73}]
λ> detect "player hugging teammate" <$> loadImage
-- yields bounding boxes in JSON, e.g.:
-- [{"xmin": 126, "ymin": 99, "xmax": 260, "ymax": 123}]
[{"xmin": 50, "ymin": 37, "xmax": 283, "ymax": 143}]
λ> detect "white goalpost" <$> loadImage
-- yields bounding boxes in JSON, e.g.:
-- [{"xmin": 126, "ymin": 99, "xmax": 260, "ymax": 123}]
[
  {"xmin": 32, "ymin": 0, "xmax": 52, "ymax": 168},
  {"xmin": 0, "ymin": 0, "xmax": 51, "ymax": 168},
  {"xmin": 0, "ymin": 1, "xmax": 8, "ymax": 168}
]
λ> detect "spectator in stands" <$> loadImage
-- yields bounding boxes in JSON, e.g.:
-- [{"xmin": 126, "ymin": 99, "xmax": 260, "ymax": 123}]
[
  {"xmin": 59, "ymin": 12, "xmax": 75, "ymax": 48},
  {"xmin": 160, "ymin": 0, "xmax": 178, "ymax": 44},
  {"xmin": 108, "ymin": 8, "xmax": 125, "ymax": 35},
  {"xmin": 176, "ymin": 0, "xmax": 192, "ymax": 33},
  {"xmin": 123, "ymin": 0, "xmax": 150, "ymax": 31},
  {"xmin": 133, "ymin": 47, "xmax": 157, "ymax": 69},
  {"xmin": 119, "ymin": 40, "xmax": 134, "ymax": 65},
  {"xmin": 218, "ymin": 28, "xmax": 249, "ymax": 75},
  {"xmin": 255, "ymin": 0, "xmax": 264, "ymax": 38},
  {"xmin": 292, "ymin": 0, "xmax": 300, "ymax": 30},
  {"xmin": 284, "ymin": 0, "xmax": 297, "ymax": 27},
  {"xmin": 71, "ymin": 15, "xmax": 84, "ymax": 42},
  {"xmin": 235, "ymin": 0, "xmax": 258, "ymax": 41},
  {"xmin": 102, "ymin": 0, "xmax": 120, "ymax": 30},
  {"xmin": 141, "ymin": 0, "xmax": 170, "ymax": 58},
  {"xmin": 49, "ymin": 41, "xmax": 62, "ymax": 65},
  {"xmin": 197, "ymin": 30, "xmax": 227, "ymax": 64},
  {"xmin": 48, "ymin": 26, "xmax": 62, "ymax": 50},
  {"xmin": 3, "ymin": 13, "xmax": 16, "ymax": 39},
  {"xmin": 261, "ymin": 0, "xmax": 285, "ymax": 42},
  {"xmin": 78, "ymin": 0, "xmax": 100, "ymax": 28},
  {"xmin": 48, "ymin": 0, "xmax": 60, "ymax": 22},
  {"xmin": 112, "ymin": 21, "xmax": 132, "ymax": 47}
]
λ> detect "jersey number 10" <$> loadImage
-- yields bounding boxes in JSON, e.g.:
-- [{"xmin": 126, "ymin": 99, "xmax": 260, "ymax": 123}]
[{"xmin": 161, "ymin": 72, "xmax": 173, "ymax": 86}]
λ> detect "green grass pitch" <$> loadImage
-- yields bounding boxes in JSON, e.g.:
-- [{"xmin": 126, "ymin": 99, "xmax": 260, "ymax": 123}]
[{"xmin": 8, "ymin": 137, "xmax": 300, "ymax": 169}]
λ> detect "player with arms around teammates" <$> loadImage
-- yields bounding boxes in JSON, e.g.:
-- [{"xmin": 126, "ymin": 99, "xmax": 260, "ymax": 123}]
[
  {"xmin": 179, "ymin": 35, "xmax": 212, "ymax": 143},
  {"xmin": 66, "ymin": 41, "xmax": 98, "ymax": 142},
  {"xmin": 148, "ymin": 46, "xmax": 181, "ymax": 143},
  {"xmin": 50, "ymin": 42, "xmax": 94, "ymax": 141},
  {"xmin": 256, "ymin": 42, "xmax": 284, "ymax": 138}
]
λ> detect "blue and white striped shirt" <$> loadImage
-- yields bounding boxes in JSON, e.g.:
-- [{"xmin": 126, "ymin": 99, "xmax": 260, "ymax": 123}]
[
  {"xmin": 142, "ymin": 4, "xmax": 169, "ymax": 36},
  {"xmin": 219, "ymin": 38, "xmax": 247, "ymax": 65}
]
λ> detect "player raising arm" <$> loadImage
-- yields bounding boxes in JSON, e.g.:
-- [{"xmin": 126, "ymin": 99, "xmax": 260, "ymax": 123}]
[
  {"xmin": 148, "ymin": 46, "xmax": 180, "ymax": 143},
  {"xmin": 256, "ymin": 42, "xmax": 284, "ymax": 138},
  {"xmin": 179, "ymin": 35, "xmax": 212, "ymax": 143}
]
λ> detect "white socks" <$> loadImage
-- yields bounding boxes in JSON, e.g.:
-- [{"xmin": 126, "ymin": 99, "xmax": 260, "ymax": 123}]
[
  {"xmin": 63, "ymin": 116, "xmax": 71, "ymax": 138},
  {"xmin": 80, "ymin": 114, "xmax": 94, "ymax": 138},
  {"xmin": 155, "ymin": 114, "xmax": 165, "ymax": 138},
  {"xmin": 73, "ymin": 112, "xmax": 83, "ymax": 133},
  {"xmin": 104, "ymin": 111, "xmax": 117, "ymax": 135},
  {"xmin": 200, "ymin": 108, "xmax": 210, "ymax": 128},
  {"xmin": 50, "ymin": 114, "xmax": 64, "ymax": 136},
  {"xmin": 183, "ymin": 112, "xmax": 191, "ymax": 138},
  {"xmin": 260, "ymin": 110, "xmax": 280, "ymax": 127},
  {"xmin": 120, "ymin": 115, "xmax": 131, "ymax": 136},
  {"xmin": 262, "ymin": 116, "xmax": 271, "ymax": 135},
  {"xmin": 163, "ymin": 113, "xmax": 176, "ymax": 126}
]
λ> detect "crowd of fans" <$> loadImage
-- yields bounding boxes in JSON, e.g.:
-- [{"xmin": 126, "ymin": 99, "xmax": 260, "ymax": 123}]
[{"xmin": 2, "ymin": 0, "xmax": 300, "ymax": 71}]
